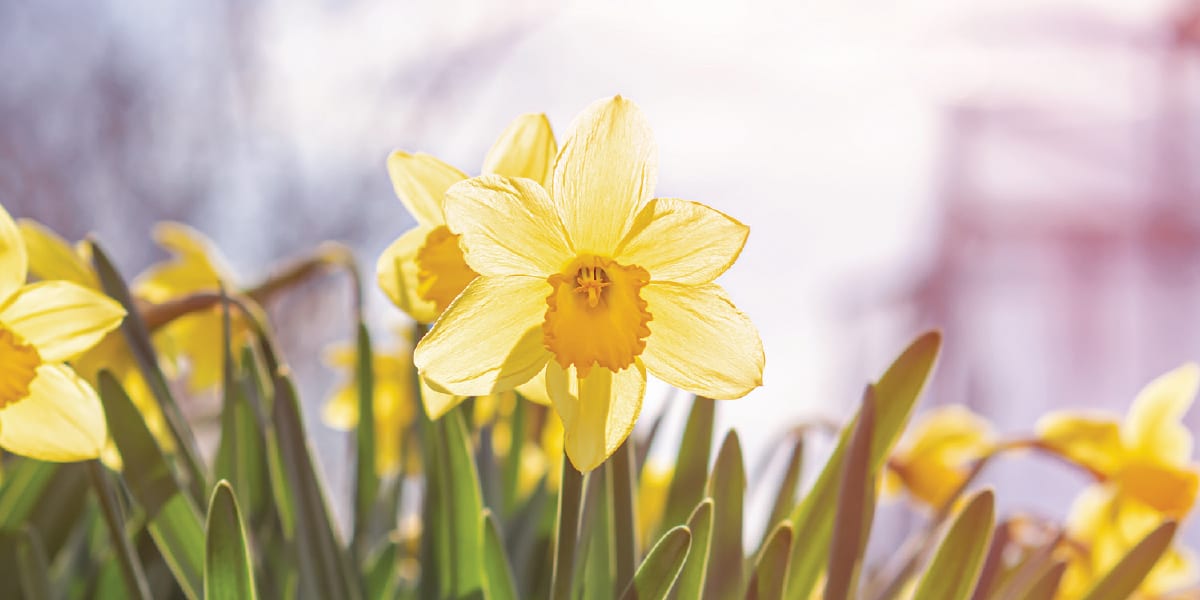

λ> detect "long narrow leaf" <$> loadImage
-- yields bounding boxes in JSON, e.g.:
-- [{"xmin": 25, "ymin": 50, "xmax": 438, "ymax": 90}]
[
  {"xmin": 659, "ymin": 397, "xmax": 714, "ymax": 541},
  {"xmin": 912, "ymin": 489, "xmax": 995, "ymax": 600},
  {"xmin": 352, "ymin": 321, "xmax": 379, "ymax": 559},
  {"xmin": 786, "ymin": 331, "xmax": 941, "ymax": 599},
  {"xmin": 204, "ymin": 481, "xmax": 258, "ymax": 600},
  {"xmin": 481, "ymin": 509, "xmax": 519, "ymax": 600},
  {"xmin": 671, "ymin": 499, "xmax": 713, "ymax": 600},
  {"xmin": 87, "ymin": 460, "xmax": 152, "ymax": 600},
  {"xmin": 746, "ymin": 522, "xmax": 793, "ymax": 600},
  {"xmin": 824, "ymin": 389, "xmax": 877, "ymax": 600},
  {"xmin": 98, "ymin": 372, "xmax": 205, "ymax": 600},
  {"xmin": 704, "ymin": 431, "xmax": 746, "ymax": 600},
  {"xmin": 619, "ymin": 526, "xmax": 692, "ymax": 600},
  {"xmin": 1080, "ymin": 521, "xmax": 1177, "ymax": 600}
]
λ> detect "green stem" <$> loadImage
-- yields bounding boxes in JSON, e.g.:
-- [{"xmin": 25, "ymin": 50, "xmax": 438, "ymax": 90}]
[
  {"xmin": 86, "ymin": 461, "xmax": 152, "ymax": 600},
  {"xmin": 612, "ymin": 438, "xmax": 638, "ymax": 592},
  {"xmin": 550, "ymin": 456, "xmax": 585, "ymax": 600}
]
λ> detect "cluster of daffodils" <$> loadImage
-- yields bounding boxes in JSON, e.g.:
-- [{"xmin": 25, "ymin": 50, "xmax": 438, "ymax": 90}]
[{"xmin": 885, "ymin": 364, "xmax": 1200, "ymax": 598}]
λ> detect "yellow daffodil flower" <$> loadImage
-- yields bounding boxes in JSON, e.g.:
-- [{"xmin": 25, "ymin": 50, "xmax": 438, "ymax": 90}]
[
  {"xmin": 1039, "ymin": 364, "xmax": 1200, "ymax": 597},
  {"xmin": 637, "ymin": 460, "xmax": 674, "ymax": 547},
  {"xmin": 376, "ymin": 113, "xmax": 557, "ymax": 323},
  {"xmin": 413, "ymin": 96, "xmax": 764, "ymax": 471},
  {"xmin": 321, "ymin": 338, "xmax": 419, "ymax": 477},
  {"xmin": 375, "ymin": 113, "xmax": 559, "ymax": 417},
  {"xmin": 134, "ymin": 222, "xmax": 261, "ymax": 394},
  {"xmin": 0, "ymin": 203, "xmax": 125, "ymax": 461},
  {"xmin": 884, "ymin": 405, "xmax": 995, "ymax": 510}
]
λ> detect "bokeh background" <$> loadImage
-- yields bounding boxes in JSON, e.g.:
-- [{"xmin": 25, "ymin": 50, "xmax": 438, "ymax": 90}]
[{"xmin": 5, "ymin": 0, "xmax": 1200, "ymax": 551}]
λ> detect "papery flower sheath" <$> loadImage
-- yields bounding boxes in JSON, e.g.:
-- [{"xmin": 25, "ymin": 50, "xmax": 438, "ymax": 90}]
[
  {"xmin": 0, "ymin": 203, "xmax": 125, "ymax": 461},
  {"xmin": 414, "ymin": 96, "xmax": 764, "ymax": 471}
]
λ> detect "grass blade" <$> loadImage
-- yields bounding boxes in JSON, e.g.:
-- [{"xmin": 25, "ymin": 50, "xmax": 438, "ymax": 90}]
[
  {"xmin": 1080, "ymin": 521, "xmax": 1177, "ymax": 600},
  {"xmin": 352, "ymin": 321, "xmax": 379, "ymax": 560},
  {"xmin": 619, "ymin": 526, "xmax": 692, "ymax": 600},
  {"xmin": 704, "ymin": 431, "xmax": 746, "ymax": 600},
  {"xmin": 204, "ymin": 481, "xmax": 258, "ymax": 600},
  {"xmin": 786, "ymin": 331, "xmax": 941, "ymax": 599},
  {"xmin": 659, "ymin": 397, "xmax": 714, "ymax": 540},
  {"xmin": 745, "ymin": 522, "xmax": 793, "ymax": 600},
  {"xmin": 824, "ymin": 388, "xmax": 877, "ymax": 600},
  {"xmin": 482, "ymin": 509, "xmax": 519, "ymax": 600},
  {"xmin": 671, "ymin": 498, "xmax": 713, "ymax": 600},
  {"xmin": 912, "ymin": 489, "xmax": 995, "ymax": 600}
]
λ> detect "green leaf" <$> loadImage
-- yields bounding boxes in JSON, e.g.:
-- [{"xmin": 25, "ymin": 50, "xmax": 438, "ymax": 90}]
[
  {"xmin": 989, "ymin": 532, "xmax": 1064, "ymax": 600},
  {"xmin": 577, "ymin": 466, "xmax": 614, "ymax": 600},
  {"xmin": 612, "ymin": 438, "xmax": 639, "ymax": 592},
  {"xmin": 745, "ymin": 522, "xmax": 793, "ymax": 600},
  {"xmin": 87, "ymin": 460, "xmax": 153, "ymax": 600},
  {"xmin": 913, "ymin": 489, "xmax": 995, "ymax": 600},
  {"xmin": 9, "ymin": 527, "xmax": 52, "ymax": 600},
  {"xmin": 824, "ymin": 389, "xmax": 877, "ymax": 600},
  {"xmin": 1022, "ymin": 561, "xmax": 1068, "ymax": 600},
  {"xmin": 90, "ymin": 240, "xmax": 207, "ymax": 502},
  {"xmin": 440, "ymin": 409, "xmax": 487, "ymax": 598},
  {"xmin": 364, "ymin": 541, "xmax": 399, "ymax": 600},
  {"xmin": 1080, "ymin": 521, "xmax": 1177, "ymax": 600},
  {"xmin": 659, "ymin": 397, "xmax": 714, "ymax": 539},
  {"xmin": 0, "ymin": 458, "xmax": 56, "ymax": 527},
  {"xmin": 271, "ymin": 372, "xmax": 362, "ymax": 600},
  {"xmin": 352, "ymin": 321, "xmax": 379, "ymax": 560},
  {"xmin": 213, "ymin": 320, "xmax": 270, "ymax": 529},
  {"xmin": 704, "ymin": 431, "xmax": 746, "ymax": 600},
  {"xmin": 619, "ymin": 526, "xmax": 692, "ymax": 600},
  {"xmin": 99, "ymin": 371, "xmax": 205, "ymax": 600},
  {"xmin": 785, "ymin": 331, "xmax": 941, "ymax": 599},
  {"xmin": 481, "ymin": 509, "xmax": 519, "ymax": 600},
  {"xmin": 204, "ymin": 481, "xmax": 258, "ymax": 600},
  {"xmin": 762, "ymin": 437, "xmax": 802, "ymax": 552},
  {"xmin": 671, "ymin": 499, "xmax": 713, "ymax": 600}
]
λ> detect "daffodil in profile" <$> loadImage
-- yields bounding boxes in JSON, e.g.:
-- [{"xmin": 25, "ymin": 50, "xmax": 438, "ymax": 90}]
[
  {"xmin": 376, "ymin": 113, "xmax": 557, "ymax": 323},
  {"xmin": 375, "ymin": 113, "xmax": 558, "ymax": 415},
  {"xmin": 0, "ymin": 203, "xmax": 126, "ymax": 461},
  {"xmin": 18, "ymin": 219, "xmax": 171, "ymax": 468},
  {"xmin": 1039, "ymin": 364, "xmax": 1200, "ymax": 597},
  {"xmin": 884, "ymin": 405, "xmax": 995, "ymax": 510},
  {"xmin": 134, "ymin": 222, "xmax": 261, "ymax": 393},
  {"xmin": 414, "ymin": 96, "xmax": 764, "ymax": 471}
]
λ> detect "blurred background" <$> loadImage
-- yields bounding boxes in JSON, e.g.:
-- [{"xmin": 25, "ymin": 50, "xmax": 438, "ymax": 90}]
[{"xmin": 4, "ymin": 0, "xmax": 1200, "ymax": 550}]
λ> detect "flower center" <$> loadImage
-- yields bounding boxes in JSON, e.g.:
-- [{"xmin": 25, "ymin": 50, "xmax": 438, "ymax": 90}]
[
  {"xmin": 543, "ymin": 256, "xmax": 652, "ymax": 377},
  {"xmin": 0, "ymin": 324, "xmax": 40, "ymax": 409},
  {"xmin": 415, "ymin": 226, "xmax": 479, "ymax": 312}
]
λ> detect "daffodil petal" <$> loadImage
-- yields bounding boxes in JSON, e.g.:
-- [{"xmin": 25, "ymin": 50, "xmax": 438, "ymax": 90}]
[
  {"xmin": 387, "ymin": 151, "xmax": 466, "ymax": 228},
  {"xmin": 515, "ymin": 366, "xmax": 552, "ymax": 405},
  {"xmin": 414, "ymin": 275, "xmax": 550, "ymax": 396},
  {"xmin": 640, "ymin": 282, "xmax": 763, "ymax": 400},
  {"xmin": 322, "ymin": 384, "xmax": 359, "ymax": 430},
  {"xmin": 0, "ymin": 281, "xmax": 125, "ymax": 362},
  {"xmin": 0, "ymin": 203, "xmax": 27, "ymax": 303},
  {"xmin": 444, "ymin": 175, "xmax": 573, "ymax": 277},
  {"xmin": 376, "ymin": 226, "xmax": 439, "ymax": 323},
  {"xmin": 616, "ymin": 198, "xmax": 749, "ymax": 285},
  {"xmin": 548, "ymin": 360, "xmax": 645, "ymax": 472},
  {"xmin": 420, "ymin": 376, "xmax": 463, "ymax": 420},
  {"xmin": 0, "ymin": 364, "xmax": 106, "ymax": 461},
  {"xmin": 483, "ymin": 113, "xmax": 557, "ymax": 185},
  {"xmin": 17, "ymin": 219, "xmax": 99, "ymax": 289},
  {"xmin": 1035, "ymin": 412, "xmax": 1124, "ymax": 477},
  {"xmin": 550, "ymin": 96, "xmax": 657, "ymax": 254},
  {"xmin": 1125, "ymin": 362, "xmax": 1199, "ymax": 465},
  {"xmin": 134, "ymin": 222, "xmax": 231, "ymax": 300}
]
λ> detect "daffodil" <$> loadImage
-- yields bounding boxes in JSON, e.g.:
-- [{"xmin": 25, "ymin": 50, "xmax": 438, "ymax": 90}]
[
  {"xmin": 414, "ymin": 96, "xmax": 764, "ymax": 471},
  {"xmin": 884, "ymin": 405, "xmax": 994, "ymax": 510},
  {"xmin": 321, "ymin": 337, "xmax": 420, "ymax": 477},
  {"xmin": 1039, "ymin": 364, "xmax": 1200, "ymax": 597},
  {"xmin": 134, "ymin": 222, "xmax": 261, "ymax": 393},
  {"xmin": 0, "ymin": 203, "xmax": 125, "ymax": 461},
  {"xmin": 637, "ymin": 460, "xmax": 674, "ymax": 547},
  {"xmin": 375, "ymin": 113, "xmax": 559, "ymax": 416},
  {"xmin": 376, "ymin": 113, "xmax": 557, "ymax": 323}
]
